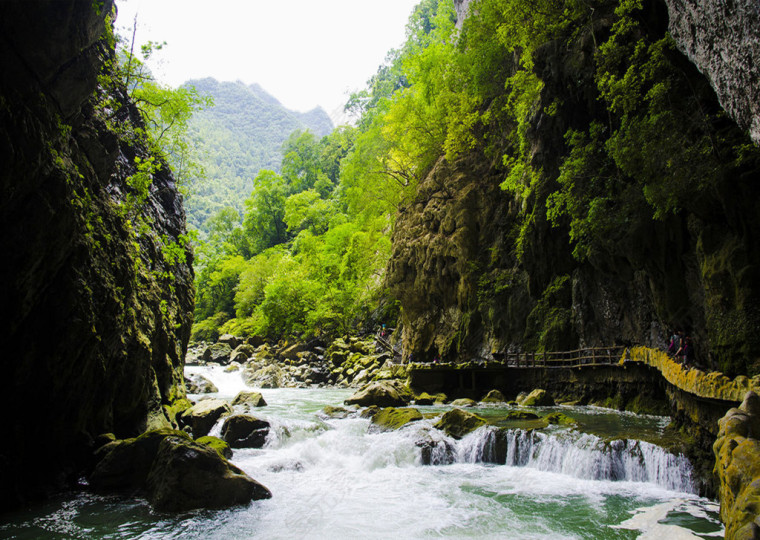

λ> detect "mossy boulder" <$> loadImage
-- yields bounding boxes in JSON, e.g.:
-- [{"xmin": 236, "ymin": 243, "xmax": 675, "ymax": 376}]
[
  {"xmin": 185, "ymin": 373, "xmax": 218, "ymax": 394},
  {"xmin": 433, "ymin": 408, "xmax": 486, "ymax": 439},
  {"xmin": 503, "ymin": 411, "xmax": 540, "ymax": 420},
  {"xmin": 243, "ymin": 364, "xmax": 285, "ymax": 388},
  {"xmin": 544, "ymin": 412, "xmax": 576, "ymax": 425},
  {"xmin": 450, "ymin": 398, "xmax": 477, "ymax": 407},
  {"xmin": 481, "ymin": 389, "xmax": 507, "ymax": 403},
  {"xmin": 344, "ymin": 380, "xmax": 413, "ymax": 407},
  {"xmin": 714, "ymin": 392, "xmax": 760, "ymax": 539},
  {"xmin": 202, "ymin": 343, "xmax": 233, "ymax": 365},
  {"xmin": 217, "ymin": 334, "xmax": 240, "ymax": 349},
  {"xmin": 145, "ymin": 435, "xmax": 271, "ymax": 511},
  {"xmin": 360, "ymin": 405, "xmax": 380, "ymax": 419},
  {"xmin": 221, "ymin": 415, "xmax": 271, "ymax": 449},
  {"xmin": 179, "ymin": 399, "xmax": 232, "ymax": 438},
  {"xmin": 89, "ymin": 429, "xmax": 187, "ymax": 490},
  {"xmin": 163, "ymin": 398, "xmax": 193, "ymax": 427},
  {"xmin": 371, "ymin": 407, "xmax": 423, "ymax": 432},
  {"xmin": 321, "ymin": 406, "xmax": 352, "ymax": 419},
  {"xmin": 414, "ymin": 392, "xmax": 435, "ymax": 405},
  {"xmin": 196, "ymin": 435, "xmax": 232, "ymax": 459},
  {"xmin": 231, "ymin": 391, "xmax": 267, "ymax": 408},
  {"xmin": 518, "ymin": 389, "xmax": 555, "ymax": 407}
]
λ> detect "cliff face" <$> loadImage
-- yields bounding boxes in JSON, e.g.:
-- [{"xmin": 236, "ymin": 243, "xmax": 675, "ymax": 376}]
[
  {"xmin": 387, "ymin": 0, "xmax": 760, "ymax": 377},
  {"xmin": 0, "ymin": 1, "xmax": 193, "ymax": 505},
  {"xmin": 665, "ymin": 0, "xmax": 760, "ymax": 146}
]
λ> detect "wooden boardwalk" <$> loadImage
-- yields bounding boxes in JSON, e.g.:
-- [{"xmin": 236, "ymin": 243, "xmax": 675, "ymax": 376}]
[
  {"xmin": 386, "ymin": 346, "xmax": 627, "ymax": 369},
  {"xmin": 495, "ymin": 347, "xmax": 626, "ymax": 369}
]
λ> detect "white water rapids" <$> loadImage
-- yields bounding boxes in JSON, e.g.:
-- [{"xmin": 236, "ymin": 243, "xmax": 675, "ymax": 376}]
[{"xmin": 0, "ymin": 365, "xmax": 724, "ymax": 539}]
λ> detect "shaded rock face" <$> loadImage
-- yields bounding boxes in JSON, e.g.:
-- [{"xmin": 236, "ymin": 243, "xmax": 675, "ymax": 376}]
[
  {"xmin": 665, "ymin": 0, "xmax": 760, "ymax": 146},
  {"xmin": 221, "ymin": 415, "xmax": 271, "ymax": 449},
  {"xmin": 0, "ymin": 0, "xmax": 193, "ymax": 506},
  {"xmin": 387, "ymin": 1, "xmax": 760, "ymax": 378},
  {"xmin": 90, "ymin": 429, "xmax": 270, "ymax": 511}
]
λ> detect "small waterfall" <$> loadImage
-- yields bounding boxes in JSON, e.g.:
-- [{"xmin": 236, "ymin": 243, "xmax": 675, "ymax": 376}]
[{"xmin": 437, "ymin": 427, "xmax": 694, "ymax": 493}]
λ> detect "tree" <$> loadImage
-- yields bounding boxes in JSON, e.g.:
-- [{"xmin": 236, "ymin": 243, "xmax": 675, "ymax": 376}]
[{"xmin": 243, "ymin": 170, "xmax": 288, "ymax": 253}]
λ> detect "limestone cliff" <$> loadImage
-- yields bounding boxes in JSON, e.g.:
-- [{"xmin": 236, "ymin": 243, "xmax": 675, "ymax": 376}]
[
  {"xmin": 0, "ymin": 1, "xmax": 193, "ymax": 505},
  {"xmin": 665, "ymin": 0, "xmax": 760, "ymax": 146},
  {"xmin": 387, "ymin": 0, "xmax": 760, "ymax": 377}
]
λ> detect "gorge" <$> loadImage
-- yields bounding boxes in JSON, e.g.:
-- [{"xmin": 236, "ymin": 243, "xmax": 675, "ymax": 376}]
[{"xmin": 1, "ymin": 0, "xmax": 759, "ymax": 538}]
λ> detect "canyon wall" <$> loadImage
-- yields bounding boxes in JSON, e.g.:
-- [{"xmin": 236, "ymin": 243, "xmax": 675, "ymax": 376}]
[
  {"xmin": 665, "ymin": 0, "xmax": 760, "ymax": 146},
  {"xmin": 0, "ymin": 0, "xmax": 193, "ymax": 505},
  {"xmin": 387, "ymin": 0, "xmax": 760, "ymax": 379}
]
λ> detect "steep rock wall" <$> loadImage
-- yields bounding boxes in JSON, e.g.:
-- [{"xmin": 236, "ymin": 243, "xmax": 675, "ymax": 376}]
[
  {"xmin": 0, "ymin": 1, "xmax": 193, "ymax": 505},
  {"xmin": 665, "ymin": 0, "xmax": 760, "ymax": 146},
  {"xmin": 388, "ymin": 0, "xmax": 760, "ymax": 378}
]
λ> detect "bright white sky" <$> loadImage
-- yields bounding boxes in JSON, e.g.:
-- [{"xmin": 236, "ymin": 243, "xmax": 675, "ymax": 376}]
[{"xmin": 114, "ymin": 0, "xmax": 420, "ymax": 121}]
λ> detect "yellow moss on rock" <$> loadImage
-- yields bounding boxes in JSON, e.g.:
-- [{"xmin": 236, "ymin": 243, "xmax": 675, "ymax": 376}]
[
  {"xmin": 628, "ymin": 347, "xmax": 760, "ymax": 402},
  {"xmin": 714, "ymin": 391, "xmax": 760, "ymax": 539}
]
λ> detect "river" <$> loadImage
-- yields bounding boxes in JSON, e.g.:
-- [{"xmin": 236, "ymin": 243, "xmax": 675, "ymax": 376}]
[{"xmin": 0, "ymin": 365, "xmax": 723, "ymax": 539}]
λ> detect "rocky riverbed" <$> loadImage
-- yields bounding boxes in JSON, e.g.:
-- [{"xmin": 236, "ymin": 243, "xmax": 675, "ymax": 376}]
[{"xmin": 186, "ymin": 334, "xmax": 398, "ymax": 389}]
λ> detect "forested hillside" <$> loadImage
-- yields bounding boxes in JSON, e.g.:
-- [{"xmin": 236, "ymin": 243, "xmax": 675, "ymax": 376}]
[{"xmin": 184, "ymin": 78, "xmax": 333, "ymax": 231}]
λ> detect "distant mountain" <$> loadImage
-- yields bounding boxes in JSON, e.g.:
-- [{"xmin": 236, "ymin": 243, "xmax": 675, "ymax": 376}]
[{"xmin": 184, "ymin": 78, "xmax": 333, "ymax": 231}]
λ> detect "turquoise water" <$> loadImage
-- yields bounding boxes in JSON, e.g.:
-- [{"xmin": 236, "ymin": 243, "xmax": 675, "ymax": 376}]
[{"xmin": 0, "ymin": 366, "xmax": 723, "ymax": 539}]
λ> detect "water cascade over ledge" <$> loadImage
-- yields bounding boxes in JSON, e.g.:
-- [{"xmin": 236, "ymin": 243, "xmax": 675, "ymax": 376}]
[{"xmin": 0, "ymin": 365, "xmax": 723, "ymax": 539}]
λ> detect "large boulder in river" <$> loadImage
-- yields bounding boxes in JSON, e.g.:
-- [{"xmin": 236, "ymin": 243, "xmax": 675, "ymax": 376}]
[
  {"xmin": 202, "ymin": 343, "xmax": 233, "ymax": 365},
  {"xmin": 518, "ymin": 389, "xmax": 555, "ymax": 407},
  {"xmin": 179, "ymin": 399, "xmax": 232, "ymax": 438},
  {"xmin": 481, "ymin": 389, "xmax": 507, "ymax": 403},
  {"xmin": 90, "ymin": 429, "xmax": 270, "ymax": 511},
  {"xmin": 231, "ymin": 343, "xmax": 256, "ymax": 363},
  {"xmin": 450, "ymin": 398, "xmax": 477, "ymax": 407},
  {"xmin": 243, "ymin": 364, "xmax": 285, "ymax": 388},
  {"xmin": 145, "ymin": 435, "xmax": 271, "ymax": 511},
  {"xmin": 217, "ymin": 334, "xmax": 240, "ymax": 349},
  {"xmin": 434, "ymin": 408, "xmax": 486, "ymax": 439},
  {"xmin": 344, "ymin": 380, "xmax": 413, "ymax": 407},
  {"xmin": 221, "ymin": 415, "xmax": 271, "ymax": 448},
  {"xmin": 371, "ymin": 407, "xmax": 423, "ymax": 432},
  {"xmin": 90, "ymin": 428, "xmax": 184, "ymax": 490},
  {"xmin": 231, "ymin": 391, "xmax": 267, "ymax": 408},
  {"xmin": 185, "ymin": 373, "xmax": 218, "ymax": 394}
]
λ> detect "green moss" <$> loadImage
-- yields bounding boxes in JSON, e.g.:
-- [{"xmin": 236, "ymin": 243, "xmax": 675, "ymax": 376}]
[
  {"xmin": 625, "ymin": 394, "xmax": 669, "ymax": 416},
  {"xmin": 163, "ymin": 398, "xmax": 192, "ymax": 427},
  {"xmin": 544, "ymin": 412, "xmax": 576, "ymax": 425},
  {"xmin": 195, "ymin": 435, "xmax": 232, "ymax": 459},
  {"xmin": 371, "ymin": 407, "xmax": 423, "ymax": 431},
  {"xmin": 433, "ymin": 408, "xmax": 486, "ymax": 439},
  {"xmin": 523, "ymin": 275, "xmax": 576, "ymax": 351}
]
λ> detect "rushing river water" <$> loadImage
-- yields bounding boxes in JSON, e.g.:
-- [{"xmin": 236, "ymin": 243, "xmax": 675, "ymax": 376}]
[{"xmin": 1, "ymin": 365, "xmax": 724, "ymax": 539}]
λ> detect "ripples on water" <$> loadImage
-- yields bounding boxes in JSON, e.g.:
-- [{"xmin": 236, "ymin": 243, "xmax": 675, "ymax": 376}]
[{"xmin": 0, "ymin": 366, "xmax": 724, "ymax": 539}]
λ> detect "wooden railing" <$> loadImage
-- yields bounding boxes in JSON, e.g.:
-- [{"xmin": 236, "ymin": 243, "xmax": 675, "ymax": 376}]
[
  {"xmin": 498, "ymin": 347, "xmax": 625, "ymax": 369},
  {"xmin": 397, "ymin": 346, "xmax": 627, "ymax": 369}
]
